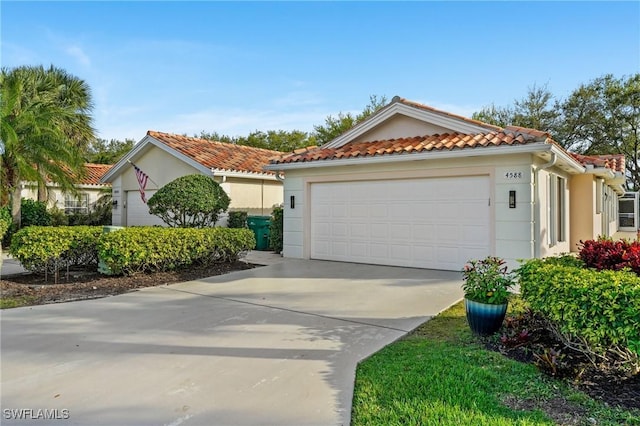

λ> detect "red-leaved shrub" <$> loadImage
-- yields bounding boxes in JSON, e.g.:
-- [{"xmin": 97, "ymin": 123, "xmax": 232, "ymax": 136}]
[{"xmin": 579, "ymin": 238, "xmax": 640, "ymax": 275}]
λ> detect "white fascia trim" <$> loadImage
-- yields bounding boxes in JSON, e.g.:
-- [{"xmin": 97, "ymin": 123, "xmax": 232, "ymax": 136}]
[
  {"xmin": 211, "ymin": 169, "xmax": 278, "ymax": 181},
  {"xmin": 266, "ymin": 143, "xmax": 556, "ymax": 171},
  {"xmin": 100, "ymin": 135, "xmax": 153, "ymax": 183},
  {"xmin": 549, "ymin": 145, "xmax": 586, "ymax": 173},
  {"xmin": 585, "ymin": 166, "xmax": 615, "ymax": 179},
  {"xmin": 324, "ymin": 103, "xmax": 495, "ymax": 149}
]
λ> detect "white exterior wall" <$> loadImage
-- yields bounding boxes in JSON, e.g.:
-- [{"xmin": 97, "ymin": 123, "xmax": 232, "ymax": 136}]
[
  {"xmin": 281, "ymin": 153, "xmax": 537, "ymax": 270},
  {"xmin": 536, "ymin": 164, "xmax": 572, "ymax": 257}
]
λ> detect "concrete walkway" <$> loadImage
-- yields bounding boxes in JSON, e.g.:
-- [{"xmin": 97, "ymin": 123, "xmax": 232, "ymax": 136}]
[{"xmin": 1, "ymin": 258, "xmax": 463, "ymax": 426}]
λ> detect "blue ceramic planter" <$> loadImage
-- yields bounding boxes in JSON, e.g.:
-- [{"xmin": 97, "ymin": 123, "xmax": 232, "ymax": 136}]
[{"xmin": 464, "ymin": 298, "xmax": 508, "ymax": 336}]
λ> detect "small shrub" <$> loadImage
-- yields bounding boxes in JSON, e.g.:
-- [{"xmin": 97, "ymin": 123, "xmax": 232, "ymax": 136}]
[
  {"xmin": 21, "ymin": 199, "xmax": 51, "ymax": 227},
  {"xmin": 147, "ymin": 174, "xmax": 230, "ymax": 228},
  {"xmin": 9, "ymin": 226, "xmax": 103, "ymax": 280},
  {"xmin": 516, "ymin": 257, "xmax": 640, "ymax": 372},
  {"xmin": 97, "ymin": 227, "xmax": 255, "ymax": 275},
  {"xmin": 269, "ymin": 206, "xmax": 283, "ymax": 253},
  {"xmin": 227, "ymin": 211, "xmax": 248, "ymax": 229},
  {"xmin": 579, "ymin": 238, "xmax": 640, "ymax": 275},
  {"xmin": 48, "ymin": 206, "xmax": 69, "ymax": 226},
  {"xmin": 0, "ymin": 206, "xmax": 12, "ymax": 240}
]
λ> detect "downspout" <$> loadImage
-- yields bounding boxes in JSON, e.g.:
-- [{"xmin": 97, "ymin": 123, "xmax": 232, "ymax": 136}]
[{"xmin": 533, "ymin": 152, "xmax": 557, "ymax": 258}]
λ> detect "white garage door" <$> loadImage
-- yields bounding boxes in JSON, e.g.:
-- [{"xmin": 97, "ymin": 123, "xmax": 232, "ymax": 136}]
[
  {"xmin": 126, "ymin": 190, "xmax": 165, "ymax": 226},
  {"xmin": 310, "ymin": 176, "xmax": 490, "ymax": 271}
]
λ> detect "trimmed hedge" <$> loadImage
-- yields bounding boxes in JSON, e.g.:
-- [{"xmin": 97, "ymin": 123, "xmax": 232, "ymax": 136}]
[
  {"xmin": 9, "ymin": 226, "xmax": 102, "ymax": 275},
  {"xmin": 517, "ymin": 256, "xmax": 640, "ymax": 369},
  {"xmin": 269, "ymin": 206, "xmax": 283, "ymax": 253},
  {"xmin": 96, "ymin": 227, "xmax": 255, "ymax": 275},
  {"xmin": 227, "ymin": 211, "xmax": 248, "ymax": 229}
]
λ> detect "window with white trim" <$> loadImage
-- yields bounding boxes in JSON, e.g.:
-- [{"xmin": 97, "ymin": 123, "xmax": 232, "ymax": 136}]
[
  {"xmin": 548, "ymin": 175, "xmax": 566, "ymax": 246},
  {"xmin": 64, "ymin": 193, "xmax": 89, "ymax": 214}
]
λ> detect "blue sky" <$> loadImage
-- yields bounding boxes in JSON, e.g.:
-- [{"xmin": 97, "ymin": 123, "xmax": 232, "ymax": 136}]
[{"xmin": 2, "ymin": 1, "xmax": 639, "ymax": 143}]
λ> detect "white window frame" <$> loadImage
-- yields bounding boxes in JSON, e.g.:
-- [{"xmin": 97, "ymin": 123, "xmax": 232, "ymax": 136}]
[
  {"xmin": 548, "ymin": 174, "xmax": 566, "ymax": 246},
  {"xmin": 64, "ymin": 193, "xmax": 89, "ymax": 215}
]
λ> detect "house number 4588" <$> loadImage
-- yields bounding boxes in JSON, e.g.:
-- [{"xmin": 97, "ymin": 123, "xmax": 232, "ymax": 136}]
[{"xmin": 504, "ymin": 172, "xmax": 523, "ymax": 179}]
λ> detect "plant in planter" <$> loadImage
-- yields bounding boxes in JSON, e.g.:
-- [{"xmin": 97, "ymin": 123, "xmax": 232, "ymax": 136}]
[{"xmin": 462, "ymin": 256, "xmax": 515, "ymax": 336}]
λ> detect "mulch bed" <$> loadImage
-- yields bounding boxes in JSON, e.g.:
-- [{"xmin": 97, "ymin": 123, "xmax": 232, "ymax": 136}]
[
  {"xmin": 0, "ymin": 261, "xmax": 257, "ymax": 305},
  {"xmin": 484, "ymin": 309, "xmax": 639, "ymax": 414}
]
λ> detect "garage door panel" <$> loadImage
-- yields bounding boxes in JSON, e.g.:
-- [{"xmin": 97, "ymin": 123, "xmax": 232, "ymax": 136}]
[{"xmin": 310, "ymin": 176, "xmax": 490, "ymax": 271}]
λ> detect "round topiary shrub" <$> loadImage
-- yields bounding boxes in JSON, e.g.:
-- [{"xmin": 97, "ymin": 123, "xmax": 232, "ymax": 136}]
[{"xmin": 147, "ymin": 174, "xmax": 230, "ymax": 228}]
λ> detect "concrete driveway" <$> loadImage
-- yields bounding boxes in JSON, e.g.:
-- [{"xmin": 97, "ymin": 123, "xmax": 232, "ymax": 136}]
[{"xmin": 1, "ymin": 259, "xmax": 463, "ymax": 426}]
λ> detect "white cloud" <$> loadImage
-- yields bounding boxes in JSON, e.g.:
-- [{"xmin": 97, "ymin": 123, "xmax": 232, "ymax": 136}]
[{"xmin": 65, "ymin": 45, "xmax": 91, "ymax": 67}]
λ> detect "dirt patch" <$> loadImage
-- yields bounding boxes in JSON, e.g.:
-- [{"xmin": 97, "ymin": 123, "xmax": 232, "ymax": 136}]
[{"xmin": 1, "ymin": 261, "xmax": 257, "ymax": 306}]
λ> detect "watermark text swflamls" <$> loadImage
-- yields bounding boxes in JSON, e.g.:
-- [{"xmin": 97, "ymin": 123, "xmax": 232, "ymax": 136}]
[{"xmin": 3, "ymin": 408, "xmax": 70, "ymax": 421}]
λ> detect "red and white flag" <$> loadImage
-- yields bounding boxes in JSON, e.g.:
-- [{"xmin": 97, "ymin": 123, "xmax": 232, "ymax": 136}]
[{"xmin": 132, "ymin": 163, "xmax": 149, "ymax": 203}]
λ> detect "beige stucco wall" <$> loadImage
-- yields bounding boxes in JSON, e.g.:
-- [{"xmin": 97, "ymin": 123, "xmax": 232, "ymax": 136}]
[
  {"xmin": 21, "ymin": 185, "xmax": 107, "ymax": 212},
  {"xmin": 569, "ymin": 174, "xmax": 597, "ymax": 251},
  {"xmin": 353, "ymin": 115, "xmax": 453, "ymax": 143},
  {"xmin": 110, "ymin": 145, "xmax": 283, "ymax": 226},
  {"xmin": 222, "ymin": 178, "xmax": 283, "ymax": 216},
  {"xmin": 281, "ymin": 153, "xmax": 538, "ymax": 270}
]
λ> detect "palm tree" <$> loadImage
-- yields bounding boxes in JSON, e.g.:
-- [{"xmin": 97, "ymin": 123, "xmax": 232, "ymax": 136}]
[{"xmin": 0, "ymin": 65, "xmax": 95, "ymax": 227}]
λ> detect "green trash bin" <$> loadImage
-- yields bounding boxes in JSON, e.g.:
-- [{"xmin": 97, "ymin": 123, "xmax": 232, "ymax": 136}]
[
  {"xmin": 247, "ymin": 216, "xmax": 271, "ymax": 251},
  {"xmin": 98, "ymin": 226, "xmax": 124, "ymax": 275}
]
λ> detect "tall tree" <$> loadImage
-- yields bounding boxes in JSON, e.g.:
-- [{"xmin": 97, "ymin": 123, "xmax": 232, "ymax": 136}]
[
  {"xmin": 86, "ymin": 138, "xmax": 135, "ymax": 164},
  {"xmin": 473, "ymin": 76, "xmax": 639, "ymax": 190},
  {"xmin": 472, "ymin": 84, "xmax": 560, "ymax": 135},
  {"xmin": 558, "ymin": 74, "xmax": 640, "ymax": 190},
  {"xmin": 0, "ymin": 65, "xmax": 95, "ymax": 227},
  {"xmin": 313, "ymin": 95, "xmax": 388, "ymax": 145}
]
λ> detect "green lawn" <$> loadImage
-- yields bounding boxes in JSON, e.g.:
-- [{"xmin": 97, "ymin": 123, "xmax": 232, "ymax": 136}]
[{"xmin": 351, "ymin": 300, "xmax": 639, "ymax": 426}]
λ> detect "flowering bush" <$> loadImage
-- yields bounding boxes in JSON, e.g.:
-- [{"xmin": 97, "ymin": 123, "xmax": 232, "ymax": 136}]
[
  {"xmin": 462, "ymin": 256, "xmax": 515, "ymax": 304},
  {"xmin": 579, "ymin": 238, "xmax": 640, "ymax": 275}
]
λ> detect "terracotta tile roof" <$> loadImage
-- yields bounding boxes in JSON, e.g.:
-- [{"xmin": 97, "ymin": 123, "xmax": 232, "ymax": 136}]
[
  {"xmin": 52, "ymin": 163, "xmax": 112, "ymax": 186},
  {"xmin": 148, "ymin": 130, "xmax": 281, "ymax": 175},
  {"xmin": 274, "ymin": 131, "xmax": 543, "ymax": 165},
  {"xmin": 81, "ymin": 163, "xmax": 113, "ymax": 185},
  {"xmin": 571, "ymin": 153, "xmax": 625, "ymax": 173}
]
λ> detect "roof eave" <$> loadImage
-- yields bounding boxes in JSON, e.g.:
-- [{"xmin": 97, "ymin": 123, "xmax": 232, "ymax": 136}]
[
  {"xmin": 211, "ymin": 168, "xmax": 278, "ymax": 181},
  {"xmin": 266, "ymin": 142, "xmax": 555, "ymax": 171}
]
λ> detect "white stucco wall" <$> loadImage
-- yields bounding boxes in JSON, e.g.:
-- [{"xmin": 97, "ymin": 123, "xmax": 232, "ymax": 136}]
[
  {"xmin": 280, "ymin": 153, "xmax": 539, "ymax": 270},
  {"xmin": 535, "ymin": 161, "xmax": 572, "ymax": 257}
]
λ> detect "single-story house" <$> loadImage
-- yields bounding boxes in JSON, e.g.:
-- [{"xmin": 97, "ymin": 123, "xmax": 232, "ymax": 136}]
[
  {"xmin": 265, "ymin": 96, "xmax": 627, "ymax": 271},
  {"xmin": 21, "ymin": 163, "xmax": 113, "ymax": 214},
  {"xmin": 101, "ymin": 131, "xmax": 284, "ymax": 226}
]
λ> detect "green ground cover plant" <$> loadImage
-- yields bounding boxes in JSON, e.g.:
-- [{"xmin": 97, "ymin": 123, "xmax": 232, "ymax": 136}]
[{"xmin": 351, "ymin": 301, "xmax": 639, "ymax": 426}]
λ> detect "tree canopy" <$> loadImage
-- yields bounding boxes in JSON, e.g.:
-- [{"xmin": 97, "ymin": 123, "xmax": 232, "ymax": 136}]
[
  {"xmin": 147, "ymin": 174, "xmax": 230, "ymax": 228},
  {"xmin": 85, "ymin": 138, "xmax": 135, "ymax": 164},
  {"xmin": 473, "ymin": 75, "xmax": 640, "ymax": 190},
  {"xmin": 0, "ymin": 65, "xmax": 95, "ymax": 227},
  {"xmin": 197, "ymin": 94, "xmax": 388, "ymax": 152}
]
